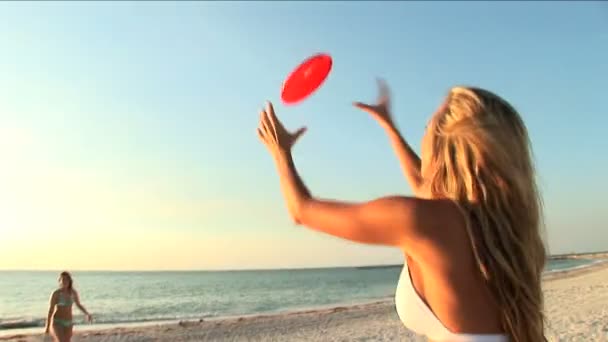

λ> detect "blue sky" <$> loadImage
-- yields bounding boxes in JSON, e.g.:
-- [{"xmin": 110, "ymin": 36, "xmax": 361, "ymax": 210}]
[{"xmin": 0, "ymin": 2, "xmax": 606, "ymax": 270}]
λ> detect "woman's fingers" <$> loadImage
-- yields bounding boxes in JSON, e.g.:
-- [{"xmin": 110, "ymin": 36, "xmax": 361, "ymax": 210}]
[
  {"xmin": 376, "ymin": 78, "xmax": 390, "ymax": 104},
  {"xmin": 257, "ymin": 104, "xmax": 277, "ymax": 138},
  {"xmin": 265, "ymin": 101, "xmax": 286, "ymax": 141},
  {"xmin": 257, "ymin": 128, "xmax": 265, "ymax": 142},
  {"xmin": 264, "ymin": 109, "xmax": 278, "ymax": 139},
  {"xmin": 292, "ymin": 127, "xmax": 307, "ymax": 144},
  {"xmin": 260, "ymin": 109, "xmax": 272, "ymax": 138},
  {"xmin": 354, "ymin": 102, "xmax": 383, "ymax": 118},
  {"xmin": 259, "ymin": 109, "xmax": 266, "ymax": 128},
  {"xmin": 353, "ymin": 102, "xmax": 374, "ymax": 113},
  {"xmin": 258, "ymin": 108, "xmax": 281, "ymax": 148},
  {"xmin": 353, "ymin": 102, "xmax": 369, "ymax": 109},
  {"xmin": 266, "ymin": 101, "xmax": 282, "ymax": 130}
]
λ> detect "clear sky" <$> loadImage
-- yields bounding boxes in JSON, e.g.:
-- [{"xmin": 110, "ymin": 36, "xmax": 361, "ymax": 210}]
[{"xmin": 0, "ymin": 2, "xmax": 606, "ymax": 271}]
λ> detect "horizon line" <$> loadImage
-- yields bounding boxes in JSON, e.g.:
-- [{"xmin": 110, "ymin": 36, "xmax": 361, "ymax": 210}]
[
  {"xmin": 1, "ymin": 250, "xmax": 606, "ymax": 273},
  {"xmin": 0, "ymin": 262, "xmax": 403, "ymax": 273}
]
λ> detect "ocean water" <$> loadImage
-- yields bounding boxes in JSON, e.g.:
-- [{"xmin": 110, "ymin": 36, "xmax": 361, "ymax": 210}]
[{"xmin": 0, "ymin": 259, "xmax": 595, "ymax": 335}]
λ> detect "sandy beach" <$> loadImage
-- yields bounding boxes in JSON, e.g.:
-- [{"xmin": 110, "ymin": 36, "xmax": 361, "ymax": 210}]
[{"xmin": 2, "ymin": 262, "xmax": 607, "ymax": 342}]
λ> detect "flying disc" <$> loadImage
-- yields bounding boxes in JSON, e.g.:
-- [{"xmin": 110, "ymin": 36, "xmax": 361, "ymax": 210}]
[{"xmin": 281, "ymin": 53, "xmax": 332, "ymax": 105}]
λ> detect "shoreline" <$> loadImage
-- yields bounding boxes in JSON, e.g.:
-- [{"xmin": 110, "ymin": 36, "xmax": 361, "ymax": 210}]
[
  {"xmin": 2, "ymin": 259, "xmax": 607, "ymax": 341},
  {"xmin": 0, "ymin": 301, "xmax": 399, "ymax": 341},
  {"xmin": 0, "ymin": 298, "xmax": 396, "ymax": 339},
  {"xmin": 543, "ymin": 258, "xmax": 608, "ymax": 280}
]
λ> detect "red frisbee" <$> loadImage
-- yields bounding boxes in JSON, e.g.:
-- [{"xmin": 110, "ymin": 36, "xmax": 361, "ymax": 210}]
[{"xmin": 281, "ymin": 53, "xmax": 332, "ymax": 105}]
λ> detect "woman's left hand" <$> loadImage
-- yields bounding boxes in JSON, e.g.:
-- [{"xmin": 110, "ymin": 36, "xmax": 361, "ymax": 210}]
[
  {"xmin": 257, "ymin": 101, "xmax": 306, "ymax": 157},
  {"xmin": 353, "ymin": 78, "xmax": 395, "ymax": 130}
]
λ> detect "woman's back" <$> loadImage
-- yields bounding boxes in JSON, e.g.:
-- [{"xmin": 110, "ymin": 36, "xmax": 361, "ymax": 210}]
[{"xmin": 397, "ymin": 199, "xmax": 505, "ymax": 340}]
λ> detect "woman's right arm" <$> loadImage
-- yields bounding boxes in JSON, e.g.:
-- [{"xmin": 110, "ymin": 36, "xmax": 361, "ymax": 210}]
[
  {"xmin": 381, "ymin": 123, "xmax": 423, "ymax": 195},
  {"xmin": 44, "ymin": 291, "xmax": 57, "ymax": 333}
]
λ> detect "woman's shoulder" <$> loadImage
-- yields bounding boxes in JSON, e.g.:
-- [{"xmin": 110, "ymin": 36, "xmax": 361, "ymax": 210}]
[
  {"xmin": 414, "ymin": 198, "xmax": 467, "ymax": 234},
  {"xmin": 408, "ymin": 198, "xmax": 472, "ymax": 263},
  {"xmin": 49, "ymin": 289, "xmax": 61, "ymax": 300}
]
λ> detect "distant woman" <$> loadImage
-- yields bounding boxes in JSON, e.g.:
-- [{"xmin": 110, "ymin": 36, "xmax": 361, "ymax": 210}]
[
  {"xmin": 44, "ymin": 271, "xmax": 92, "ymax": 342},
  {"xmin": 256, "ymin": 81, "xmax": 547, "ymax": 341}
]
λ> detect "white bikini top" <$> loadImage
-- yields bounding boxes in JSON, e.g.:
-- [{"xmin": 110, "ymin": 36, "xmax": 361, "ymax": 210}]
[{"xmin": 395, "ymin": 261, "xmax": 508, "ymax": 342}]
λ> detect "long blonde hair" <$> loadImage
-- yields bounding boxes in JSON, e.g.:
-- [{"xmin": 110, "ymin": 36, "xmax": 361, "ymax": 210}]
[{"xmin": 424, "ymin": 87, "xmax": 547, "ymax": 341}]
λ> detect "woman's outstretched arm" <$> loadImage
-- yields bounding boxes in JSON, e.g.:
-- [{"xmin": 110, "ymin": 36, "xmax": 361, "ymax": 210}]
[
  {"xmin": 381, "ymin": 124, "xmax": 424, "ymax": 195},
  {"xmin": 272, "ymin": 149, "xmax": 430, "ymax": 248},
  {"xmin": 354, "ymin": 79, "xmax": 424, "ymax": 196},
  {"xmin": 258, "ymin": 102, "xmax": 440, "ymax": 254}
]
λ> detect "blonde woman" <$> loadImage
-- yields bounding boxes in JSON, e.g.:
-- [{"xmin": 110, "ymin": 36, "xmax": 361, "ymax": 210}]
[{"xmin": 256, "ymin": 81, "xmax": 546, "ymax": 342}]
